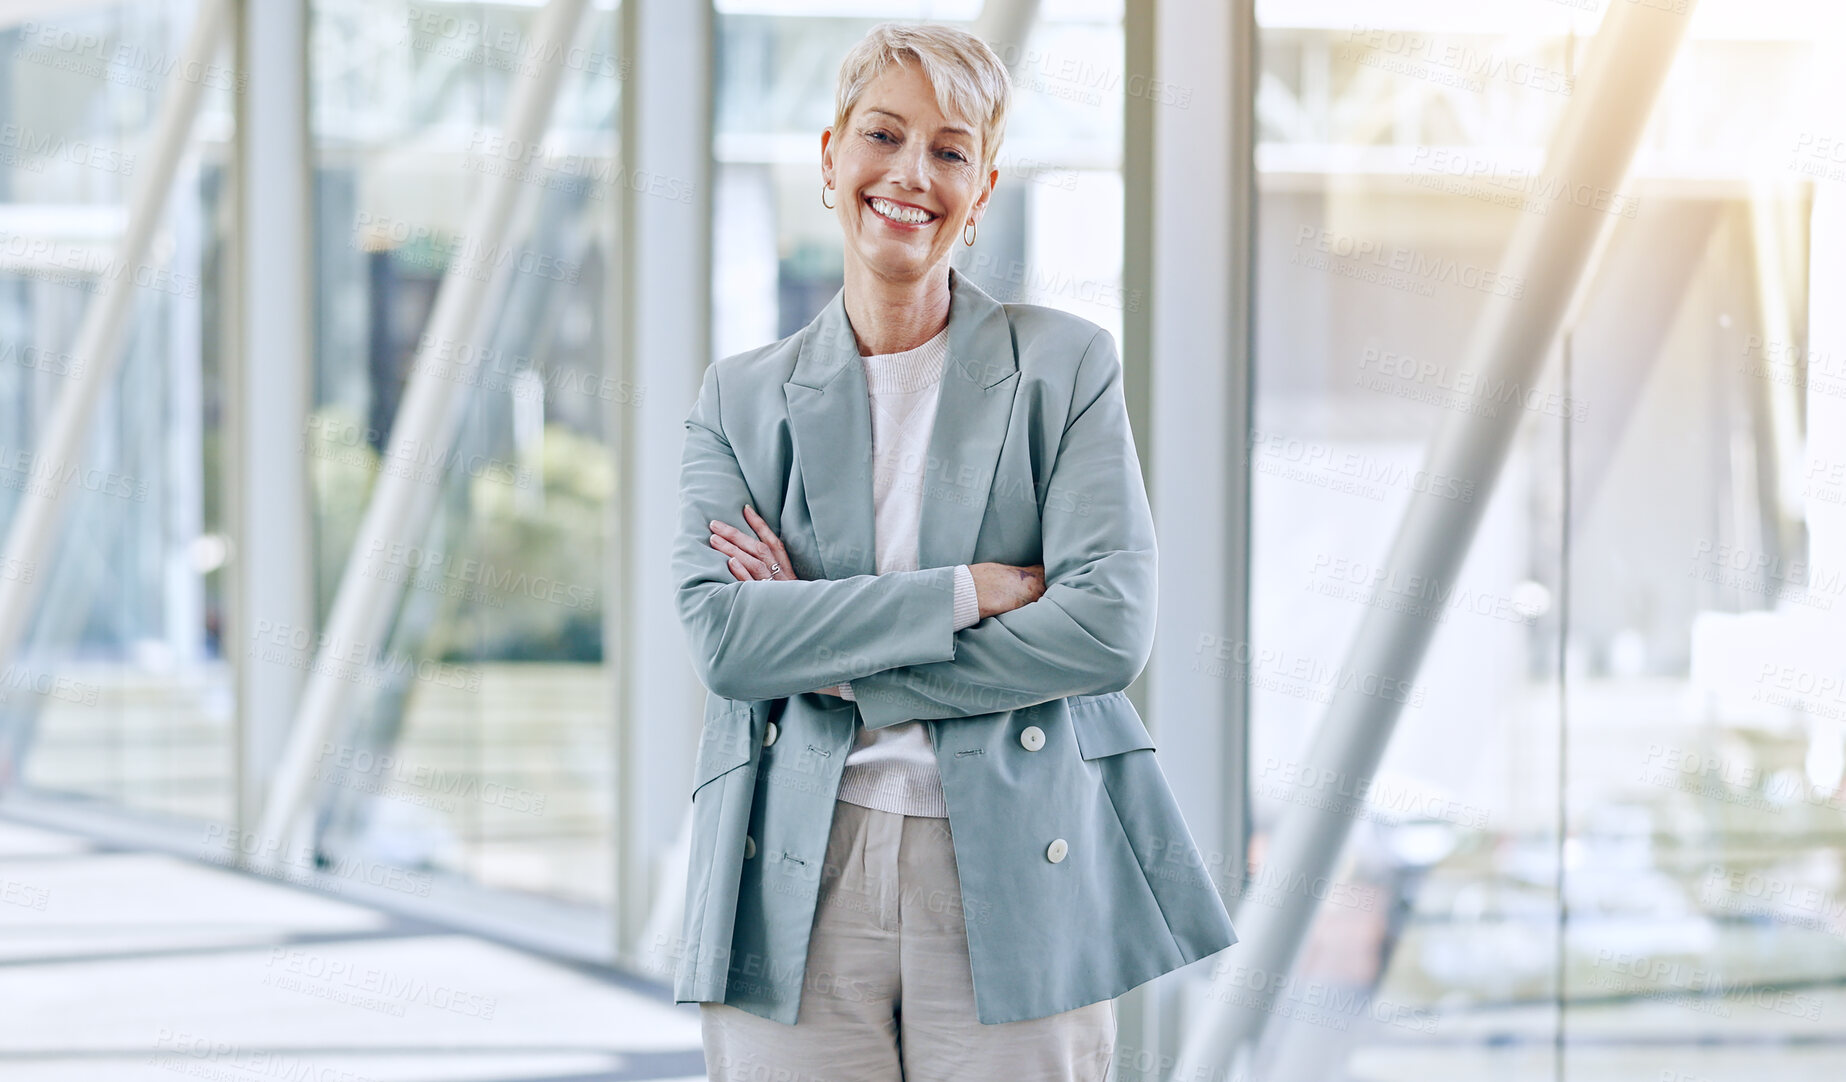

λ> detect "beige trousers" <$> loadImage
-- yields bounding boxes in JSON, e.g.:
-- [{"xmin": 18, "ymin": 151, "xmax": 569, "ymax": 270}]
[{"xmin": 700, "ymin": 798, "xmax": 1116, "ymax": 1081}]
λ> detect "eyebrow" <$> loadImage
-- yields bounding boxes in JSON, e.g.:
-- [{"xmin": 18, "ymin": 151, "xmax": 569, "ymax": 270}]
[{"xmin": 864, "ymin": 108, "xmax": 975, "ymax": 138}]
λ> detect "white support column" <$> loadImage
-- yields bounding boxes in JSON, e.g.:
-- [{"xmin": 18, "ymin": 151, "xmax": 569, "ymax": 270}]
[
  {"xmin": 1138, "ymin": 0, "xmax": 1260, "ymax": 1064},
  {"xmin": 615, "ymin": 0, "xmax": 713, "ymax": 964},
  {"xmin": 231, "ymin": 0, "xmax": 314, "ymax": 837},
  {"xmin": 1145, "ymin": 0, "xmax": 1255, "ymax": 993}
]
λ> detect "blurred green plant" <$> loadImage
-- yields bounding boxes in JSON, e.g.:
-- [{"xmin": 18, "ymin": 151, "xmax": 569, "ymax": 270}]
[{"xmin": 304, "ymin": 403, "xmax": 609, "ymax": 664}]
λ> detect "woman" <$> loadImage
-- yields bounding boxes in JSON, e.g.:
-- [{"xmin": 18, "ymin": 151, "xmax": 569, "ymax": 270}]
[{"xmin": 672, "ymin": 22, "xmax": 1237, "ymax": 1081}]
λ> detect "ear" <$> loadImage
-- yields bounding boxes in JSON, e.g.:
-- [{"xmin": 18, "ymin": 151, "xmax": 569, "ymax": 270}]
[
  {"xmin": 820, "ymin": 127, "xmax": 835, "ymax": 185},
  {"xmin": 973, "ymin": 164, "xmax": 999, "ymax": 220}
]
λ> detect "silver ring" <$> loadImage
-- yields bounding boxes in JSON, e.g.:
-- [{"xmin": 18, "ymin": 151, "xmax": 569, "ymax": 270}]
[{"xmin": 769, "ymin": 562, "xmax": 782, "ymax": 575}]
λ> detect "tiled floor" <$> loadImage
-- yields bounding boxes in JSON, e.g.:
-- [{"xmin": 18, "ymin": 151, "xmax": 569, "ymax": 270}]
[
  {"xmin": 7, "ymin": 805, "xmax": 1840, "ymax": 1082},
  {"xmin": 0, "ymin": 819, "xmax": 707, "ymax": 1082}
]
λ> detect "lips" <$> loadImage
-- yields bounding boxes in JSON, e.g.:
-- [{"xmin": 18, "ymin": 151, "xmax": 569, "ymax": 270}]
[{"xmin": 865, "ymin": 195, "xmax": 939, "ymax": 228}]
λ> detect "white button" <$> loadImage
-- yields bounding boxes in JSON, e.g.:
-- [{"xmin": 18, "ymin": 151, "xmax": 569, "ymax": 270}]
[
  {"xmin": 744, "ymin": 835, "xmax": 757, "ymax": 859},
  {"xmin": 1019, "ymin": 725, "xmax": 1045, "ymax": 751},
  {"xmin": 1046, "ymin": 838, "xmax": 1068, "ymax": 863},
  {"xmin": 764, "ymin": 721, "xmax": 779, "ymax": 747}
]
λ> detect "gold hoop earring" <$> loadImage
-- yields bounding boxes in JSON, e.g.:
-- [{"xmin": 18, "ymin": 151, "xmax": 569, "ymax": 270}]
[
  {"xmin": 963, "ymin": 218, "xmax": 978, "ymax": 247},
  {"xmin": 821, "ymin": 183, "xmax": 836, "ymax": 210}
]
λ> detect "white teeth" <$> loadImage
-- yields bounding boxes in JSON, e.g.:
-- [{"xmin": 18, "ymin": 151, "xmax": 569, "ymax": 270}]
[{"xmin": 870, "ymin": 197, "xmax": 932, "ymax": 225}]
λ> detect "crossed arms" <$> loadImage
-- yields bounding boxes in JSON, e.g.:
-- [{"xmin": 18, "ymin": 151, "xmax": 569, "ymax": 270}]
[{"xmin": 672, "ymin": 328, "xmax": 1156, "ymax": 728}]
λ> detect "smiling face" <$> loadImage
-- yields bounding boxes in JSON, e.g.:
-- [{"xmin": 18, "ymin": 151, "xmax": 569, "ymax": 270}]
[{"xmin": 821, "ymin": 60, "xmax": 998, "ymax": 286}]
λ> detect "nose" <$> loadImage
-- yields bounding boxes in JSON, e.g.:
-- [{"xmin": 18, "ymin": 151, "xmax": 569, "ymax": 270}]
[{"xmin": 890, "ymin": 141, "xmax": 929, "ymax": 191}]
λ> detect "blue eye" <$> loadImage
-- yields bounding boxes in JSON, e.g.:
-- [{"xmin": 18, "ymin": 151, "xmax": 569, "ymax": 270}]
[{"xmin": 941, "ymin": 149, "xmax": 967, "ymax": 163}]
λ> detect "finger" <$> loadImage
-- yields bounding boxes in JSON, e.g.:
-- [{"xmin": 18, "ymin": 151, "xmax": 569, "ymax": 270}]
[
  {"xmin": 738, "ymin": 506, "xmax": 795, "ymax": 579},
  {"xmin": 742, "ymin": 504, "xmax": 775, "ymax": 541},
  {"xmin": 715, "ymin": 523, "xmax": 771, "ymax": 563},
  {"xmin": 734, "ymin": 546, "xmax": 773, "ymax": 580},
  {"xmin": 727, "ymin": 551, "xmax": 770, "ymax": 580},
  {"xmin": 725, "ymin": 556, "xmax": 751, "ymax": 582},
  {"xmin": 709, "ymin": 519, "xmax": 755, "ymax": 550},
  {"xmin": 712, "ymin": 535, "xmax": 765, "ymax": 577},
  {"xmin": 740, "ymin": 507, "xmax": 781, "ymax": 544},
  {"xmin": 711, "ymin": 534, "xmax": 760, "ymax": 570},
  {"xmin": 764, "ymin": 537, "xmax": 795, "ymax": 579}
]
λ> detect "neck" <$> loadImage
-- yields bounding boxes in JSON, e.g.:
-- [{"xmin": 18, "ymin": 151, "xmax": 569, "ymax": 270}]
[{"xmin": 841, "ymin": 256, "xmax": 952, "ymax": 356}]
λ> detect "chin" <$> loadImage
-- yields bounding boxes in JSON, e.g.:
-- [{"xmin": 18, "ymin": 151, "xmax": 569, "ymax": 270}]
[{"xmin": 857, "ymin": 242, "xmax": 937, "ymax": 282}]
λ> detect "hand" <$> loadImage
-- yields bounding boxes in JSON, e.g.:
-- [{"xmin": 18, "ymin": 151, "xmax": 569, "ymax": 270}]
[
  {"xmin": 710, "ymin": 504, "xmax": 799, "ymax": 582},
  {"xmin": 969, "ymin": 562, "xmax": 1045, "ymax": 619}
]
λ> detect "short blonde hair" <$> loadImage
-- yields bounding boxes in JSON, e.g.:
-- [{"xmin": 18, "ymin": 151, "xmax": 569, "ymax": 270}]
[{"xmin": 832, "ymin": 23, "xmax": 1011, "ymax": 176}]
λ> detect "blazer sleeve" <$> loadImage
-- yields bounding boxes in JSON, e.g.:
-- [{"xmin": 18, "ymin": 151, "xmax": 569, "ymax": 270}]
[
  {"xmin": 675, "ymin": 361, "xmax": 961, "ymax": 702},
  {"xmin": 835, "ymin": 564, "xmax": 980, "ymax": 701},
  {"xmin": 846, "ymin": 329, "xmax": 1158, "ymax": 728}
]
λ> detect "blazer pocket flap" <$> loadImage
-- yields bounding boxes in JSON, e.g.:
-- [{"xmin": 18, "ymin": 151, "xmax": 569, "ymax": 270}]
[
  {"xmin": 694, "ymin": 699, "xmax": 756, "ymax": 791},
  {"xmin": 1069, "ymin": 691, "xmax": 1156, "ymax": 759}
]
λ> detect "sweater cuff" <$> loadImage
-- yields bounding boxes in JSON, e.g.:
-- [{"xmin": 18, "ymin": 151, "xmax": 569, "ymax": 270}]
[
  {"xmin": 837, "ymin": 681, "xmax": 856, "ymax": 702},
  {"xmin": 951, "ymin": 564, "xmax": 980, "ymax": 631}
]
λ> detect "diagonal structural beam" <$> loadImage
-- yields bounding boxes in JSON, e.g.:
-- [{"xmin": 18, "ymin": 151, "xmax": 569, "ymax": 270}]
[
  {"xmin": 973, "ymin": 0, "xmax": 1041, "ymax": 50},
  {"xmin": 0, "ymin": 0, "xmax": 231, "ymax": 685},
  {"xmin": 253, "ymin": 0, "xmax": 590, "ymax": 863},
  {"xmin": 1172, "ymin": 1, "xmax": 1700, "ymax": 1074}
]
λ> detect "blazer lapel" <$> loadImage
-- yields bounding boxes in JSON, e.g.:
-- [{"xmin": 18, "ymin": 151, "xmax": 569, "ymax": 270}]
[
  {"xmin": 918, "ymin": 267, "xmax": 1018, "ymax": 571},
  {"xmin": 785, "ymin": 289, "xmax": 876, "ymax": 580},
  {"xmin": 784, "ymin": 266, "xmax": 1019, "ymax": 582}
]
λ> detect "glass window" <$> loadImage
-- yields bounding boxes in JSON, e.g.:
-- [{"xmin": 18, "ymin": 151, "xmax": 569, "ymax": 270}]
[
  {"xmin": 0, "ymin": 1, "xmax": 236, "ymax": 826},
  {"xmin": 304, "ymin": 0, "xmax": 620, "ymax": 910},
  {"xmin": 1245, "ymin": 1, "xmax": 1843, "ymax": 1077}
]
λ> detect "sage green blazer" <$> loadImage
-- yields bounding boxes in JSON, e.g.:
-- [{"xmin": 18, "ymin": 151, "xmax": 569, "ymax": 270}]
[{"xmin": 671, "ymin": 266, "xmax": 1237, "ymax": 1025}]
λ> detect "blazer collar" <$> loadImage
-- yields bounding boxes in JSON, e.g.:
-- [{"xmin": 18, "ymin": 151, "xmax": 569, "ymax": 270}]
[{"xmin": 785, "ymin": 265, "xmax": 1019, "ymax": 580}]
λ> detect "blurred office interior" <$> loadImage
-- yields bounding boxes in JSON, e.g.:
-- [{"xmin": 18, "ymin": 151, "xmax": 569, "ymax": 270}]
[{"xmin": 0, "ymin": 0, "xmax": 1842, "ymax": 1079}]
